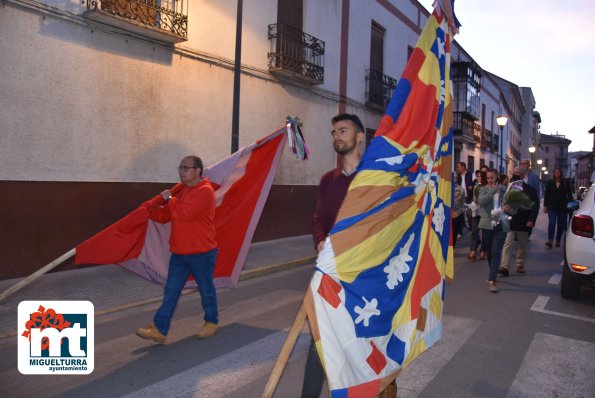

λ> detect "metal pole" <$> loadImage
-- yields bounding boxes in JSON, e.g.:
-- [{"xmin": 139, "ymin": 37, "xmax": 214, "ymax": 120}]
[
  {"xmin": 231, "ymin": 0, "xmax": 243, "ymax": 154},
  {"xmin": 499, "ymin": 125, "xmax": 504, "ymax": 173}
]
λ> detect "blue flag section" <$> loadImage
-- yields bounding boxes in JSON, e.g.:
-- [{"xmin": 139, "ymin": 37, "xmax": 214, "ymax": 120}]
[{"xmin": 305, "ymin": 1, "xmax": 460, "ymax": 396}]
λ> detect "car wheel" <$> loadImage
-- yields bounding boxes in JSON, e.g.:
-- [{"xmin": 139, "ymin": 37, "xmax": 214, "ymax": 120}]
[{"xmin": 561, "ymin": 263, "xmax": 581, "ymax": 300}]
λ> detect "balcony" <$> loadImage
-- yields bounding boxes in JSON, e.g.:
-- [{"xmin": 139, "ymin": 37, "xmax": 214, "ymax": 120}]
[
  {"xmin": 267, "ymin": 23, "xmax": 325, "ymax": 85},
  {"xmin": 453, "ymin": 113, "xmax": 476, "ymax": 144},
  {"xmin": 472, "ymin": 122, "xmax": 481, "ymax": 144},
  {"xmin": 365, "ymin": 69, "xmax": 397, "ymax": 111},
  {"xmin": 480, "ymin": 128, "xmax": 493, "ymax": 150},
  {"xmin": 84, "ymin": 0, "xmax": 187, "ymax": 43}
]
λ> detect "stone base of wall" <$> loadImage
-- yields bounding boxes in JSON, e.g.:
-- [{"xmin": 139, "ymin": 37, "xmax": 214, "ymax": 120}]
[{"xmin": 0, "ymin": 181, "xmax": 317, "ymax": 279}]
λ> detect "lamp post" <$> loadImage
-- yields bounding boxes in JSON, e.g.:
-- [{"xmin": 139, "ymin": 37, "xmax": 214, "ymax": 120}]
[{"xmin": 496, "ymin": 115, "xmax": 509, "ymax": 173}]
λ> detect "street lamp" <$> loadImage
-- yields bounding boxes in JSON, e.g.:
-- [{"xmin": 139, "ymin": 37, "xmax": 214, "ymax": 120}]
[
  {"xmin": 537, "ymin": 159, "xmax": 543, "ymax": 165},
  {"xmin": 496, "ymin": 115, "xmax": 509, "ymax": 173},
  {"xmin": 528, "ymin": 146, "xmax": 536, "ymax": 169}
]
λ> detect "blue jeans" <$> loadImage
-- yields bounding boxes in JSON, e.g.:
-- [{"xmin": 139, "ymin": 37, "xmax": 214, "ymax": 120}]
[
  {"xmin": 154, "ymin": 249, "xmax": 218, "ymax": 335},
  {"xmin": 547, "ymin": 210, "xmax": 568, "ymax": 242},
  {"xmin": 481, "ymin": 225, "xmax": 505, "ymax": 282}
]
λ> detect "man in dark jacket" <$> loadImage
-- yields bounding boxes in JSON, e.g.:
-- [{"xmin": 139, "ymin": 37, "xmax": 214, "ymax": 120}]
[{"xmin": 498, "ymin": 166, "xmax": 539, "ymax": 275}]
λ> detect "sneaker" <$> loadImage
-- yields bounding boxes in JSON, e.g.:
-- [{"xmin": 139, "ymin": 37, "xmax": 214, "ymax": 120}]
[
  {"xmin": 136, "ymin": 324, "xmax": 166, "ymax": 344},
  {"xmin": 457, "ymin": 234, "xmax": 462, "ymax": 241},
  {"xmin": 545, "ymin": 241, "xmax": 553, "ymax": 248},
  {"xmin": 488, "ymin": 281, "xmax": 498, "ymax": 293},
  {"xmin": 468, "ymin": 250, "xmax": 476, "ymax": 260},
  {"xmin": 498, "ymin": 267, "xmax": 509, "ymax": 276},
  {"xmin": 197, "ymin": 322, "xmax": 219, "ymax": 339},
  {"xmin": 479, "ymin": 251, "xmax": 487, "ymax": 260}
]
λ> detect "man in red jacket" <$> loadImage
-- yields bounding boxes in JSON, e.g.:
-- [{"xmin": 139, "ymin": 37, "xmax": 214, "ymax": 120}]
[{"xmin": 136, "ymin": 155, "xmax": 219, "ymax": 344}]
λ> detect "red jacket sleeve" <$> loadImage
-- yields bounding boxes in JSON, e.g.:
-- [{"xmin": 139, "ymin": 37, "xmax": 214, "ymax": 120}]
[{"xmin": 168, "ymin": 183, "xmax": 215, "ymax": 221}]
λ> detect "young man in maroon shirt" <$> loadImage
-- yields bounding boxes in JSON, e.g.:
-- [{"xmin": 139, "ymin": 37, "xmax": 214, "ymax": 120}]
[
  {"xmin": 311, "ymin": 114, "xmax": 365, "ymax": 252},
  {"xmin": 303, "ymin": 114, "xmax": 364, "ymax": 397}
]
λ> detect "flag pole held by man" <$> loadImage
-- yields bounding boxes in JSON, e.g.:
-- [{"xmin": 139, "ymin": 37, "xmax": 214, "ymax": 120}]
[{"xmin": 303, "ymin": 1, "xmax": 459, "ymax": 396}]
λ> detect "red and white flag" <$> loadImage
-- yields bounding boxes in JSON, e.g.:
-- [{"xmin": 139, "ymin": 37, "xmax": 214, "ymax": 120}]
[{"xmin": 75, "ymin": 125, "xmax": 306, "ymax": 288}]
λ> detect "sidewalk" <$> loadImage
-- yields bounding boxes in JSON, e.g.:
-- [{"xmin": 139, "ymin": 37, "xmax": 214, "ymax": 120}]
[{"xmin": 0, "ymin": 235, "xmax": 316, "ymax": 339}]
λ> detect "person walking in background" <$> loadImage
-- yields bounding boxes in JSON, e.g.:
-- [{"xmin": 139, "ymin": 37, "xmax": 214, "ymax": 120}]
[
  {"xmin": 456, "ymin": 162, "xmax": 474, "ymax": 239},
  {"xmin": 498, "ymin": 167, "xmax": 539, "ymax": 275},
  {"xmin": 500, "ymin": 174, "xmax": 509, "ymax": 188},
  {"xmin": 478, "ymin": 168, "xmax": 510, "ymax": 293},
  {"xmin": 520, "ymin": 159, "xmax": 541, "ymax": 241},
  {"xmin": 452, "ymin": 183, "xmax": 466, "ymax": 248},
  {"xmin": 456, "ymin": 162, "xmax": 474, "ymax": 203},
  {"xmin": 543, "ymin": 168, "xmax": 573, "ymax": 248},
  {"xmin": 468, "ymin": 170, "xmax": 486, "ymax": 260},
  {"xmin": 520, "ymin": 159, "xmax": 541, "ymax": 202}
]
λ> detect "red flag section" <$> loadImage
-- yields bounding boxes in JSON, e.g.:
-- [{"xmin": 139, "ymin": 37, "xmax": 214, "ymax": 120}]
[{"xmin": 75, "ymin": 128, "xmax": 289, "ymax": 288}]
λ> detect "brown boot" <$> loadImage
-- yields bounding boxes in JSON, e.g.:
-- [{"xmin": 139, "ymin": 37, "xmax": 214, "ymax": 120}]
[
  {"xmin": 467, "ymin": 250, "xmax": 476, "ymax": 260},
  {"xmin": 197, "ymin": 322, "xmax": 219, "ymax": 339},
  {"xmin": 136, "ymin": 324, "xmax": 166, "ymax": 344},
  {"xmin": 555, "ymin": 240, "xmax": 561, "ymax": 247},
  {"xmin": 479, "ymin": 251, "xmax": 487, "ymax": 260},
  {"xmin": 545, "ymin": 241, "xmax": 553, "ymax": 248}
]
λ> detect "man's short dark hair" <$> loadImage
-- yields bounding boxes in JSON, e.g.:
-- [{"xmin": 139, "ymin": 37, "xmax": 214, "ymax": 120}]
[
  {"xmin": 458, "ymin": 162, "xmax": 467, "ymax": 170},
  {"xmin": 332, "ymin": 113, "xmax": 364, "ymax": 132},
  {"xmin": 187, "ymin": 155, "xmax": 203, "ymax": 176}
]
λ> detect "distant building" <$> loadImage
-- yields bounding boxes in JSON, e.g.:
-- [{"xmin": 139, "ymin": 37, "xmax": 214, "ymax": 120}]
[
  {"xmin": 538, "ymin": 133, "xmax": 572, "ymax": 179},
  {"xmin": 574, "ymin": 126, "xmax": 595, "ymax": 187},
  {"xmin": 569, "ymin": 151, "xmax": 590, "ymax": 188}
]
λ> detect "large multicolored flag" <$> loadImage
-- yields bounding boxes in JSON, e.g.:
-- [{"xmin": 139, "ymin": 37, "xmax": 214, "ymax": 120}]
[
  {"xmin": 305, "ymin": 1, "xmax": 459, "ymax": 396},
  {"xmin": 75, "ymin": 122, "xmax": 308, "ymax": 288}
]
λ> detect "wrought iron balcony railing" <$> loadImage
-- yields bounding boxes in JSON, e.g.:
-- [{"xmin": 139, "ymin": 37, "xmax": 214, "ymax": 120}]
[
  {"xmin": 480, "ymin": 128, "xmax": 493, "ymax": 149},
  {"xmin": 453, "ymin": 112, "xmax": 476, "ymax": 144},
  {"xmin": 365, "ymin": 69, "xmax": 397, "ymax": 110},
  {"xmin": 267, "ymin": 23, "xmax": 325, "ymax": 85},
  {"xmin": 472, "ymin": 122, "xmax": 481, "ymax": 144},
  {"xmin": 85, "ymin": 0, "xmax": 188, "ymax": 42}
]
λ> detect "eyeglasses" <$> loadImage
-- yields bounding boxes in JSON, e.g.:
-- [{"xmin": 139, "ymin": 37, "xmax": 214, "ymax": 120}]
[{"xmin": 177, "ymin": 166, "xmax": 198, "ymax": 172}]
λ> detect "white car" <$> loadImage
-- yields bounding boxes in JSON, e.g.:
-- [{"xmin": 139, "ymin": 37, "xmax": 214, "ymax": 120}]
[{"xmin": 561, "ymin": 183, "xmax": 595, "ymax": 299}]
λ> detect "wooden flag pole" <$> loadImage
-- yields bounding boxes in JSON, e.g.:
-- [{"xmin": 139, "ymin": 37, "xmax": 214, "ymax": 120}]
[
  {"xmin": 261, "ymin": 301, "xmax": 307, "ymax": 398},
  {"xmin": 0, "ymin": 248, "xmax": 76, "ymax": 303}
]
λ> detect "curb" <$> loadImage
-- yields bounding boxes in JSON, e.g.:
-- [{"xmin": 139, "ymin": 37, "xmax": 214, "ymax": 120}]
[
  {"xmin": 0, "ymin": 256, "xmax": 316, "ymax": 341},
  {"xmin": 239, "ymin": 256, "xmax": 316, "ymax": 282}
]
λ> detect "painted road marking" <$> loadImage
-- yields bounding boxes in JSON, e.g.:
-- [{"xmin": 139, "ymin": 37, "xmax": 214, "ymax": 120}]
[
  {"xmin": 397, "ymin": 315, "xmax": 481, "ymax": 398},
  {"xmin": 506, "ymin": 333, "xmax": 595, "ymax": 398},
  {"xmin": 123, "ymin": 314, "xmax": 481, "ymax": 398},
  {"xmin": 122, "ymin": 327, "xmax": 312, "ymax": 398},
  {"xmin": 548, "ymin": 273, "xmax": 561, "ymax": 285},
  {"xmin": 530, "ymin": 295, "xmax": 595, "ymax": 323}
]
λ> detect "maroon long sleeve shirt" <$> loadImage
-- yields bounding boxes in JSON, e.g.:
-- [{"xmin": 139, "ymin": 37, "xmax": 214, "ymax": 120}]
[{"xmin": 311, "ymin": 167, "xmax": 356, "ymax": 248}]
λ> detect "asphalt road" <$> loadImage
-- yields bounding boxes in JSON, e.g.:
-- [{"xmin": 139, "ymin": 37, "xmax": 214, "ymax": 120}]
[{"xmin": 0, "ymin": 218, "xmax": 594, "ymax": 397}]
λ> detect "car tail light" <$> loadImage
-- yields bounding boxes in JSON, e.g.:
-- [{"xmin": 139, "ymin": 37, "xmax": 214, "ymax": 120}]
[
  {"xmin": 570, "ymin": 264, "xmax": 588, "ymax": 272},
  {"xmin": 571, "ymin": 214, "xmax": 594, "ymax": 238}
]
